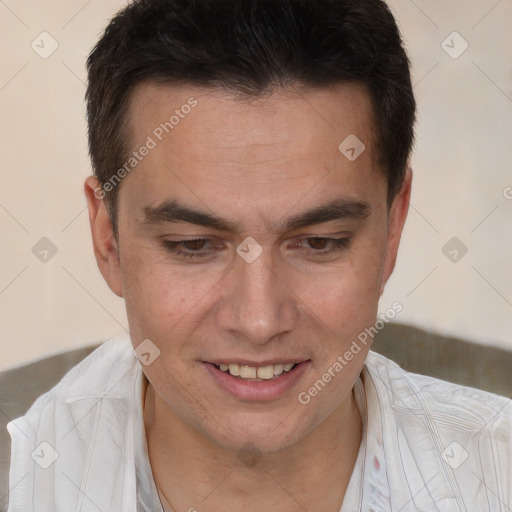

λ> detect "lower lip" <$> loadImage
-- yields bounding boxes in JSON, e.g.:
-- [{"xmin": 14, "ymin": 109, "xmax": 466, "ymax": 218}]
[{"xmin": 202, "ymin": 361, "xmax": 310, "ymax": 401}]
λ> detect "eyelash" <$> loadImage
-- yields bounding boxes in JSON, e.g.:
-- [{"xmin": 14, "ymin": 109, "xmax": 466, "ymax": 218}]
[{"xmin": 161, "ymin": 237, "xmax": 351, "ymax": 261}]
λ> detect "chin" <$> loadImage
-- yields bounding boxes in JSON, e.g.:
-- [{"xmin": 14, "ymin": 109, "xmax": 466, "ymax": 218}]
[{"xmin": 203, "ymin": 412, "xmax": 309, "ymax": 455}]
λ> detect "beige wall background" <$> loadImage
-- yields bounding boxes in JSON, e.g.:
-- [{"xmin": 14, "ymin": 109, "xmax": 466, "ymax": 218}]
[{"xmin": 0, "ymin": 0, "xmax": 511, "ymax": 371}]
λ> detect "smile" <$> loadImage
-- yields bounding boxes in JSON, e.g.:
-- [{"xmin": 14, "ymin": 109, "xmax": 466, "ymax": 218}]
[
  {"xmin": 214, "ymin": 362, "xmax": 297, "ymax": 380},
  {"xmin": 203, "ymin": 360, "xmax": 310, "ymax": 401}
]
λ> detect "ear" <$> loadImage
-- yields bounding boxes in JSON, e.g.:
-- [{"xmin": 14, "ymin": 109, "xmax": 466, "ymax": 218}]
[
  {"xmin": 379, "ymin": 166, "xmax": 412, "ymax": 296},
  {"xmin": 84, "ymin": 176, "xmax": 124, "ymax": 297}
]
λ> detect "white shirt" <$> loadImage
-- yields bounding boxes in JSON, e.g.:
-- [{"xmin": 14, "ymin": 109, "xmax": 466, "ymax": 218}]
[{"xmin": 7, "ymin": 334, "xmax": 512, "ymax": 511}]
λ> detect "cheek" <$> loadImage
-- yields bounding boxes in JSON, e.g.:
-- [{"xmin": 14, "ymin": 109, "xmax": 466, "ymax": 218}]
[
  {"xmin": 120, "ymin": 246, "xmax": 220, "ymax": 342},
  {"xmin": 295, "ymin": 249, "xmax": 384, "ymax": 328}
]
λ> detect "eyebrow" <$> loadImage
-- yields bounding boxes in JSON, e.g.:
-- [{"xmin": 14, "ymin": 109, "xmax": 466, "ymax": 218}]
[{"xmin": 142, "ymin": 197, "xmax": 370, "ymax": 233}]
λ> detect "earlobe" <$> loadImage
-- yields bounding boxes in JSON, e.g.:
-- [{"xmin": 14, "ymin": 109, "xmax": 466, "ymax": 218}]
[
  {"xmin": 84, "ymin": 176, "xmax": 124, "ymax": 297},
  {"xmin": 379, "ymin": 166, "xmax": 412, "ymax": 296}
]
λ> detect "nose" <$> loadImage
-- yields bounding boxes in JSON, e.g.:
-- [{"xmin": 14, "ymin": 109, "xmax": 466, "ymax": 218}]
[{"xmin": 216, "ymin": 246, "xmax": 300, "ymax": 345}]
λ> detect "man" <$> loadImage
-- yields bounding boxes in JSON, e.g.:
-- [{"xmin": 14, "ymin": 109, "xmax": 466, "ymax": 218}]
[{"xmin": 6, "ymin": 0, "xmax": 511, "ymax": 510}]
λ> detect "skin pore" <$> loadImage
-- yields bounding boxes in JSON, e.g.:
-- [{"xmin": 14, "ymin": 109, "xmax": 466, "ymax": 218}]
[{"xmin": 84, "ymin": 82, "xmax": 411, "ymax": 511}]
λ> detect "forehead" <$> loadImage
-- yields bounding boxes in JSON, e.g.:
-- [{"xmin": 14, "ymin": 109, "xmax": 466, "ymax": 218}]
[
  {"xmin": 119, "ymin": 80, "xmax": 384, "ymax": 228},
  {"xmin": 126, "ymin": 80, "xmax": 376, "ymax": 156}
]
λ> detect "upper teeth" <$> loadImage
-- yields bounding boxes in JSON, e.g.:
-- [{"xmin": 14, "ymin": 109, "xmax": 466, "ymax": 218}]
[{"xmin": 219, "ymin": 363, "xmax": 295, "ymax": 380}]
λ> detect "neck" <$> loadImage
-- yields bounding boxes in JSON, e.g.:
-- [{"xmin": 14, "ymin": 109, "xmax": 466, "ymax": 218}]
[{"xmin": 144, "ymin": 381, "xmax": 362, "ymax": 512}]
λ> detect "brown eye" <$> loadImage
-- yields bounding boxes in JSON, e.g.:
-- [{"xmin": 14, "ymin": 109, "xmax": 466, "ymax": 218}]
[
  {"xmin": 307, "ymin": 237, "xmax": 329, "ymax": 250},
  {"xmin": 161, "ymin": 238, "xmax": 224, "ymax": 261},
  {"xmin": 183, "ymin": 239, "xmax": 207, "ymax": 250},
  {"xmin": 289, "ymin": 236, "xmax": 351, "ymax": 258}
]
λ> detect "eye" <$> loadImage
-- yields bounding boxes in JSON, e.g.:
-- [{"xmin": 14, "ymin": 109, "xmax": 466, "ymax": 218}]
[
  {"xmin": 160, "ymin": 236, "xmax": 351, "ymax": 262},
  {"xmin": 161, "ymin": 238, "xmax": 222, "ymax": 260},
  {"xmin": 291, "ymin": 236, "xmax": 351, "ymax": 256}
]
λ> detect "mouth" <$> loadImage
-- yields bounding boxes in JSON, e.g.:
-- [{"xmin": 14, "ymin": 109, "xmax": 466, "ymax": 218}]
[
  {"xmin": 202, "ymin": 359, "xmax": 311, "ymax": 401},
  {"xmin": 212, "ymin": 362, "xmax": 298, "ymax": 381}
]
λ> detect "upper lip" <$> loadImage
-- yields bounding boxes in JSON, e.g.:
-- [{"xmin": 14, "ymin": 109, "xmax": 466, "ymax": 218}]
[{"xmin": 205, "ymin": 359, "xmax": 310, "ymax": 367}]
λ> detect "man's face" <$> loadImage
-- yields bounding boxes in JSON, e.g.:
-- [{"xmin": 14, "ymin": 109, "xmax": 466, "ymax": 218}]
[{"xmin": 88, "ymin": 82, "xmax": 409, "ymax": 453}]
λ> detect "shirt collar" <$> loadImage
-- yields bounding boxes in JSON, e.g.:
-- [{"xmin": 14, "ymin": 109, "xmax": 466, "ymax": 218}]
[{"xmin": 133, "ymin": 365, "xmax": 165, "ymax": 512}]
